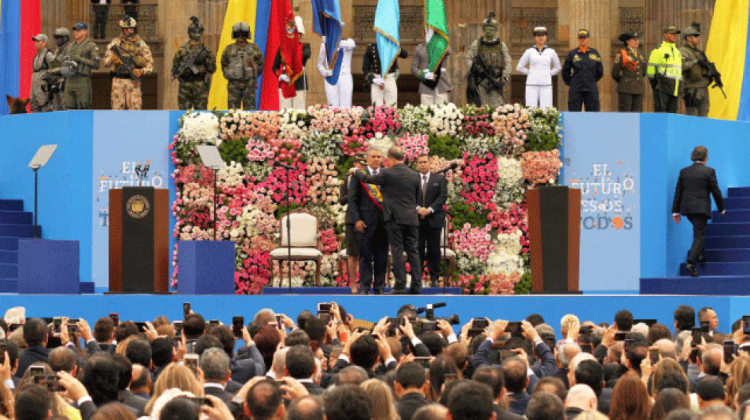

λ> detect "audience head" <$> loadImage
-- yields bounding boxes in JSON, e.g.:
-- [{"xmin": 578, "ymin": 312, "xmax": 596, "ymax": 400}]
[
  {"xmin": 528, "ymin": 391, "xmax": 565, "ymax": 420},
  {"xmin": 501, "ymin": 356, "xmax": 528, "ymax": 393},
  {"xmin": 145, "ymin": 363, "xmax": 203, "ymax": 415},
  {"xmin": 673, "ymin": 306, "xmax": 695, "ymax": 333},
  {"xmin": 112, "ymin": 354, "xmax": 133, "ymax": 391},
  {"xmin": 125, "ymin": 338, "xmax": 152, "ymax": 367},
  {"xmin": 527, "ymin": 314, "xmax": 545, "ymax": 327},
  {"xmin": 696, "ymin": 377, "xmax": 726, "ymax": 409},
  {"xmin": 245, "ymin": 379, "xmax": 284, "ymax": 420},
  {"xmin": 652, "ymin": 359, "xmax": 689, "ymax": 395},
  {"xmin": 614, "ymin": 310, "xmax": 634, "ymax": 331},
  {"xmin": 286, "ymin": 344, "xmax": 316, "ymax": 380},
  {"xmin": 115, "ymin": 321, "xmax": 139, "ymax": 343},
  {"xmin": 324, "ymin": 384, "xmax": 372, "ymax": 420},
  {"xmin": 395, "ymin": 361, "xmax": 426, "ymax": 394},
  {"xmin": 336, "ymin": 365, "xmax": 368, "ymax": 386},
  {"xmin": 151, "ymin": 338, "xmax": 174, "ymax": 368},
  {"xmin": 361, "ymin": 378, "xmax": 399, "ymax": 420},
  {"xmin": 664, "ymin": 409, "xmax": 696, "ymax": 420},
  {"xmin": 446, "ymin": 381, "xmax": 494, "ymax": 420},
  {"xmin": 81, "ymin": 353, "xmax": 120, "ymax": 405},
  {"xmin": 697, "ymin": 406, "xmax": 738, "ymax": 420},
  {"xmin": 648, "ymin": 324, "xmax": 673, "ymax": 346},
  {"xmin": 472, "ymin": 366, "xmax": 504, "ymax": 400},
  {"xmin": 561, "ymin": 314, "xmax": 580, "ymax": 337},
  {"xmin": 574, "ymin": 359, "xmax": 604, "ymax": 396},
  {"xmin": 22, "ymin": 318, "xmax": 47, "ymax": 347},
  {"xmin": 609, "ymin": 373, "xmax": 652, "ymax": 420},
  {"xmin": 14, "ymin": 384, "xmax": 51, "ymax": 420},
  {"xmin": 91, "ymin": 403, "xmax": 137, "ymax": 420},
  {"xmin": 47, "ymin": 346, "xmax": 77, "ymax": 374},
  {"xmin": 183, "ymin": 314, "xmax": 206, "ymax": 339},
  {"xmin": 413, "ymin": 404, "xmax": 448, "ymax": 420},
  {"xmin": 93, "ymin": 317, "xmax": 116, "ymax": 343},
  {"xmin": 208, "ymin": 325, "xmax": 237, "ymax": 357},
  {"xmin": 159, "ymin": 398, "xmax": 199, "ymax": 420},
  {"xmin": 200, "ymin": 347, "xmax": 230, "ymax": 383},
  {"xmin": 428, "ymin": 356, "xmax": 461, "ymax": 402},
  {"xmin": 534, "ymin": 376, "xmax": 567, "ymax": 402},
  {"xmin": 565, "ymin": 384, "xmax": 597, "ymax": 411},
  {"xmin": 254, "ymin": 309, "xmax": 276, "ymax": 325},
  {"xmin": 131, "ymin": 363, "xmax": 151, "ymax": 394},
  {"xmin": 255, "ymin": 326, "xmax": 282, "ymax": 368},
  {"xmin": 287, "ymin": 395, "xmax": 324, "ymax": 420},
  {"xmin": 651, "ymin": 388, "xmax": 689, "ymax": 420},
  {"xmin": 350, "ymin": 335, "xmax": 379, "ymax": 370}
]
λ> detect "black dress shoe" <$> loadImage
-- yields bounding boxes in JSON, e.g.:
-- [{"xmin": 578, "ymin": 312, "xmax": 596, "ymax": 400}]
[
  {"xmin": 386, "ymin": 289, "xmax": 408, "ymax": 295},
  {"xmin": 409, "ymin": 289, "xmax": 421, "ymax": 295},
  {"xmin": 686, "ymin": 264, "xmax": 699, "ymax": 277},
  {"xmin": 373, "ymin": 290, "xmax": 383, "ymax": 295},
  {"xmin": 697, "ymin": 256, "xmax": 708, "ymax": 264},
  {"xmin": 358, "ymin": 289, "xmax": 369, "ymax": 295}
]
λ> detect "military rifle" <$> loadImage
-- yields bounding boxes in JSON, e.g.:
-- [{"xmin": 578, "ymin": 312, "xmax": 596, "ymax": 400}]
[
  {"xmin": 111, "ymin": 44, "xmax": 136, "ymax": 79},
  {"xmin": 173, "ymin": 46, "xmax": 208, "ymax": 80},
  {"xmin": 699, "ymin": 52, "xmax": 726, "ymax": 99},
  {"xmin": 471, "ymin": 53, "xmax": 504, "ymax": 92}
]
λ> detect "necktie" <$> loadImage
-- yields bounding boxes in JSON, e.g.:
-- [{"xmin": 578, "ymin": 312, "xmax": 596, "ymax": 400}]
[{"xmin": 422, "ymin": 175, "xmax": 427, "ymax": 205}]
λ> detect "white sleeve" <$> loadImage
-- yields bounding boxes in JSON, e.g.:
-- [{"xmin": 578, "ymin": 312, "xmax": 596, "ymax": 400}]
[
  {"xmin": 341, "ymin": 39, "xmax": 356, "ymax": 50},
  {"xmin": 516, "ymin": 50, "xmax": 531, "ymax": 75},
  {"xmin": 550, "ymin": 50, "xmax": 562, "ymax": 76},
  {"xmin": 316, "ymin": 43, "xmax": 328, "ymax": 75}
]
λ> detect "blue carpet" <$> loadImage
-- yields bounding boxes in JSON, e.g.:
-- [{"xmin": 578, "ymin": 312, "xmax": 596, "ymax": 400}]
[{"xmin": 262, "ymin": 287, "xmax": 463, "ymax": 295}]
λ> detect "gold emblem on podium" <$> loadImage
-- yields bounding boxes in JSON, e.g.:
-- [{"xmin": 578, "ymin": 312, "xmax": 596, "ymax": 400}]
[{"xmin": 126, "ymin": 195, "xmax": 150, "ymax": 219}]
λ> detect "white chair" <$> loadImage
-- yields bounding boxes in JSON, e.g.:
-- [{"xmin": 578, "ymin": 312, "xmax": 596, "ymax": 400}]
[{"xmin": 269, "ymin": 209, "xmax": 323, "ymax": 286}]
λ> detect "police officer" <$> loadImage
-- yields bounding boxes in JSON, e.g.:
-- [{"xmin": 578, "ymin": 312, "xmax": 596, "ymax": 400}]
[
  {"xmin": 47, "ymin": 28, "xmax": 71, "ymax": 111},
  {"xmin": 680, "ymin": 23, "xmax": 710, "ymax": 117},
  {"xmin": 62, "ymin": 22, "xmax": 100, "ymax": 110},
  {"xmin": 465, "ymin": 13, "xmax": 511, "ymax": 108},
  {"xmin": 562, "ymin": 29, "xmax": 603, "ymax": 112},
  {"xmin": 648, "ymin": 26, "xmax": 683, "ymax": 113},
  {"xmin": 362, "ymin": 43, "xmax": 408, "ymax": 106},
  {"xmin": 29, "ymin": 34, "xmax": 56, "ymax": 113},
  {"xmin": 103, "ymin": 15, "xmax": 154, "ymax": 110},
  {"xmin": 172, "ymin": 16, "xmax": 216, "ymax": 110},
  {"xmin": 612, "ymin": 30, "xmax": 646, "ymax": 112},
  {"xmin": 221, "ymin": 22, "xmax": 264, "ymax": 110}
]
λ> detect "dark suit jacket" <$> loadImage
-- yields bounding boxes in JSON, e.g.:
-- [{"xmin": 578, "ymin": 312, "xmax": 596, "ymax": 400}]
[
  {"xmin": 231, "ymin": 345, "xmax": 266, "ymax": 384},
  {"xmin": 118, "ymin": 389, "xmax": 147, "ymax": 416},
  {"xmin": 204, "ymin": 384, "xmax": 234, "ymax": 406},
  {"xmin": 354, "ymin": 163, "xmax": 421, "ymax": 226},
  {"xmin": 553, "ymin": 367, "xmax": 569, "ymax": 389},
  {"xmin": 507, "ymin": 392, "xmax": 530, "ymax": 416},
  {"xmin": 397, "ymin": 392, "xmax": 431, "ymax": 420},
  {"xmin": 17, "ymin": 345, "xmax": 51, "ymax": 377},
  {"xmin": 339, "ymin": 176, "xmax": 353, "ymax": 224},
  {"xmin": 349, "ymin": 167, "xmax": 385, "ymax": 228},
  {"xmin": 597, "ymin": 387, "xmax": 612, "ymax": 415},
  {"xmin": 301, "ymin": 381, "xmax": 325, "ymax": 395},
  {"xmin": 494, "ymin": 404, "xmax": 525, "ymax": 420},
  {"xmin": 672, "ymin": 162, "xmax": 724, "ymax": 217},
  {"xmin": 418, "ymin": 172, "xmax": 447, "ymax": 228},
  {"xmin": 225, "ymin": 379, "xmax": 242, "ymax": 394},
  {"xmin": 565, "ymin": 407, "xmax": 584, "ymax": 420}
]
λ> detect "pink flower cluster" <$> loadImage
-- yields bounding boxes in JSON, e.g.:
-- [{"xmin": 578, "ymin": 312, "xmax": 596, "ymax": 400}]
[
  {"xmin": 452, "ymin": 223, "xmax": 495, "ymax": 261},
  {"xmin": 492, "ymin": 108, "xmax": 531, "ymax": 157},
  {"xmin": 221, "ymin": 112, "xmax": 280, "ymax": 141},
  {"xmin": 306, "ymin": 158, "xmax": 340, "ymax": 206},
  {"xmin": 457, "ymin": 274, "xmax": 490, "ymax": 295},
  {"xmin": 460, "ymin": 153, "xmax": 499, "ymax": 205},
  {"xmin": 269, "ymin": 138, "xmax": 303, "ymax": 164},
  {"xmin": 246, "ymin": 137, "xmax": 275, "ymax": 162},
  {"xmin": 461, "ymin": 112, "xmax": 495, "ymax": 137},
  {"xmin": 521, "ymin": 150, "xmax": 562, "ymax": 185},
  {"xmin": 173, "ymin": 164, "xmax": 215, "ymax": 186},
  {"xmin": 236, "ymin": 250, "xmax": 270, "ymax": 294},
  {"xmin": 260, "ymin": 164, "xmax": 310, "ymax": 205},
  {"xmin": 340, "ymin": 134, "xmax": 369, "ymax": 157},
  {"xmin": 362, "ymin": 105, "xmax": 401, "ymax": 136},
  {"xmin": 487, "ymin": 273, "xmax": 521, "ymax": 295},
  {"xmin": 397, "ymin": 134, "xmax": 429, "ymax": 162},
  {"xmin": 486, "ymin": 202, "xmax": 528, "ymax": 235},
  {"xmin": 319, "ymin": 228, "xmax": 338, "ymax": 254}
]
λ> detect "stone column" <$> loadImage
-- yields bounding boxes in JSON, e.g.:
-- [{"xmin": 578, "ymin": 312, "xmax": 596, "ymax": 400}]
[{"xmin": 568, "ymin": 0, "xmax": 619, "ymax": 111}]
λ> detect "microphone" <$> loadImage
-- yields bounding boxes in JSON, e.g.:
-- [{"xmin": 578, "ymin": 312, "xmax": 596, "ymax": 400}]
[
  {"xmin": 275, "ymin": 162, "xmax": 296, "ymax": 170},
  {"xmin": 435, "ymin": 163, "xmax": 458, "ymax": 175},
  {"xmin": 415, "ymin": 302, "xmax": 447, "ymax": 314}
]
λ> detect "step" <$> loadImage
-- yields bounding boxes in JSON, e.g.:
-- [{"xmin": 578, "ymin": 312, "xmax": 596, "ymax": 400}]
[
  {"xmin": 0, "ymin": 279, "xmax": 18, "ymax": 293},
  {"xmin": 79, "ymin": 282, "xmax": 95, "ymax": 294},
  {"xmin": 679, "ymin": 262, "xmax": 750, "ymax": 276},
  {"xmin": 706, "ymin": 235, "xmax": 750, "ymax": 248},
  {"xmin": 705, "ymin": 248, "xmax": 750, "ymax": 262},
  {"xmin": 0, "ymin": 211, "xmax": 32, "ymax": 225},
  {"xmin": 0, "ymin": 264, "xmax": 17, "ymax": 278},
  {"xmin": 713, "ymin": 210, "xmax": 750, "ymax": 222},
  {"xmin": 641, "ymin": 275, "xmax": 750, "ymax": 295},
  {"xmin": 0, "ymin": 225, "xmax": 38, "ymax": 238},
  {"xmin": 0, "ymin": 237, "xmax": 19, "ymax": 251},
  {"xmin": 0, "ymin": 200, "xmax": 23, "ymax": 212},
  {"xmin": 724, "ymin": 197, "xmax": 750, "ymax": 210},
  {"xmin": 706, "ymin": 223, "xmax": 750, "ymax": 236},
  {"xmin": 0, "ymin": 251, "xmax": 17, "ymax": 264},
  {"xmin": 728, "ymin": 187, "xmax": 750, "ymax": 198}
]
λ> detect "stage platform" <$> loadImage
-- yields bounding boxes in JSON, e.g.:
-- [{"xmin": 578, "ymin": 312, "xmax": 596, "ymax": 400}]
[
  {"xmin": 0, "ymin": 293, "xmax": 743, "ymax": 334},
  {"xmin": 262, "ymin": 287, "xmax": 463, "ymax": 295}
]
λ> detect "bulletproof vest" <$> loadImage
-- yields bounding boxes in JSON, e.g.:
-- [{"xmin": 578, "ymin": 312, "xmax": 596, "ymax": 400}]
[
  {"xmin": 33, "ymin": 50, "xmax": 50, "ymax": 72},
  {"xmin": 69, "ymin": 39, "xmax": 94, "ymax": 76},
  {"xmin": 184, "ymin": 43, "xmax": 209, "ymax": 73},
  {"xmin": 119, "ymin": 35, "xmax": 148, "ymax": 68},
  {"xmin": 224, "ymin": 43, "xmax": 257, "ymax": 81},
  {"xmin": 477, "ymin": 38, "xmax": 506, "ymax": 78}
]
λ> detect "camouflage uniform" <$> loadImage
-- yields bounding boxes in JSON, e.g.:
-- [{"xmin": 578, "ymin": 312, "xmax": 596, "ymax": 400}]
[
  {"xmin": 63, "ymin": 26, "xmax": 100, "ymax": 110},
  {"xmin": 680, "ymin": 31, "xmax": 710, "ymax": 117},
  {"xmin": 173, "ymin": 42, "xmax": 216, "ymax": 110},
  {"xmin": 221, "ymin": 42, "xmax": 264, "ymax": 110},
  {"xmin": 465, "ymin": 14, "xmax": 512, "ymax": 108},
  {"xmin": 103, "ymin": 19, "xmax": 154, "ymax": 110},
  {"xmin": 30, "ymin": 46, "xmax": 56, "ymax": 113},
  {"xmin": 48, "ymin": 40, "xmax": 70, "ymax": 111}
]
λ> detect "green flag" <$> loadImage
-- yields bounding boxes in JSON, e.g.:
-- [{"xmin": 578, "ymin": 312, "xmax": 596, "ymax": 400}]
[{"xmin": 425, "ymin": 0, "xmax": 449, "ymax": 72}]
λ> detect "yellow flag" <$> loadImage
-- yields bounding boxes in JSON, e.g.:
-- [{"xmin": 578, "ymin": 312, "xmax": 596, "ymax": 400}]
[
  {"xmin": 207, "ymin": 0, "xmax": 258, "ymax": 111},
  {"xmin": 706, "ymin": 0, "xmax": 748, "ymax": 120}
]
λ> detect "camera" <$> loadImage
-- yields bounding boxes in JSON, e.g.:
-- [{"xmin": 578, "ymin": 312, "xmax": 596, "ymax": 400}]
[
  {"xmin": 318, "ymin": 303, "xmax": 332, "ymax": 324},
  {"xmin": 579, "ymin": 325, "xmax": 594, "ymax": 334},
  {"xmin": 34, "ymin": 374, "xmax": 62, "ymax": 392}
]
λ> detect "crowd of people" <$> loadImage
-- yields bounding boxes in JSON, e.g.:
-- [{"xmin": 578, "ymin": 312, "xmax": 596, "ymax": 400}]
[{"xmin": 0, "ymin": 302, "xmax": 746, "ymax": 420}]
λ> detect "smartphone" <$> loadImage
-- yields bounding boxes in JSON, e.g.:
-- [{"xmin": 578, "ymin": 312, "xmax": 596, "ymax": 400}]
[
  {"xmin": 209, "ymin": 320, "xmax": 220, "ymax": 330},
  {"xmin": 691, "ymin": 327, "xmax": 702, "ymax": 347},
  {"xmin": 579, "ymin": 325, "xmax": 594, "ymax": 335},
  {"xmin": 506, "ymin": 322, "xmax": 523, "ymax": 338},
  {"xmin": 29, "ymin": 366, "xmax": 45, "ymax": 377},
  {"xmin": 183, "ymin": 302, "xmax": 191, "ymax": 319},
  {"xmin": 53, "ymin": 317, "xmax": 62, "ymax": 334},
  {"xmin": 134, "ymin": 322, "xmax": 147, "ymax": 332},
  {"xmin": 184, "ymin": 354, "xmax": 199, "ymax": 375},
  {"xmin": 232, "ymin": 316, "xmax": 244, "ymax": 338},
  {"xmin": 33, "ymin": 374, "xmax": 62, "ymax": 392},
  {"xmin": 173, "ymin": 336, "xmax": 182, "ymax": 348},
  {"xmin": 67, "ymin": 324, "xmax": 78, "ymax": 334},
  {"xmin": 471, "ymin": 318, "xmax": 490, "ymax": 330},
  {"xmin": 109, "ymin": 313, "xmax": 119, "ymax": 327},
  {"xmin": 700, "ymin": 321, "xmax": 710, "ymax": 333},
  {"xmin": 624, "ymin": 338, "xmax": 634, "ymax": 353},
  {"xmin": 743, "ymin": 315, "xmax": 750, "ymax": 334},
  {"xmin": 724, "ymin": 340, "xmax": 736, "ymax": 364},
  {"xmin": 413, "ymin": 357, "xmax": 431, "ymax": 368},
  {"xmin": 318, "ymin": 303, "xmax": 332, "ymax": 324},
  {"xmin": 187, "ymin": 397, "xmax": 213, "ymax": 407},
  {"xmin": 68, "ymin": 318, "xmax": 79, "ymax": 325},
  {"xmin": 649, "ymin": 346, "xmax": 659, "ymax": 365},
  {"xmin": 275, "ymin": 315, "xmax": 283, "ymax": 330},
  {"xmin": 614, "ymin": 332, "xmax": 627, "ymax": 341},
  {"xmin": 173, "ymin": 321, "xmax": 183, "ymax": 337}
]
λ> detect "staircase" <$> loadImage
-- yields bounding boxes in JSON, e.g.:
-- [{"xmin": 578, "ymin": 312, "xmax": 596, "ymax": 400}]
[
  {"xmin": 0, "ymin": 199, "xmax": 38, "ymax": 293},
  {"xmin": 641, "ymin": 187, "xmax": 750, "ymax": 295}
]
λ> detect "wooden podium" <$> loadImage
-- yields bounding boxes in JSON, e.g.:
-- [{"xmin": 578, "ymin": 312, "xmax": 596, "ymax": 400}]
[
  {"xmin": 109, "ymin": 187, "xmax": 169, "ymax": 293},
  {"xmin": 527, "ymin": 186, "xmax": 581, "ymax": 293}
]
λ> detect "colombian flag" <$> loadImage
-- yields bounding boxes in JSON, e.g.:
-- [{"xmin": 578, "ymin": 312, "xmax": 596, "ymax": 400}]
[
  {"xmin": 0, "ymin": 0, "xmax": 41, "ymax": 115},
  {"xmin": 708, "ymin": 0, "xmax": 749, "ymax": 120}
]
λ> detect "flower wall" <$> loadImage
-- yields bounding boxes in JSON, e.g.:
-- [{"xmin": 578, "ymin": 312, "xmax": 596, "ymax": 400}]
[{"xmin": 170, "ymin": 103, "xmax": 562, "ymax": 295}]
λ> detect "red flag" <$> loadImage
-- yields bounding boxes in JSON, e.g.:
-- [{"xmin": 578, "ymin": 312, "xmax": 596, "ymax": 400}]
[{"xmin": 260, "ymin": 0, "xmax": 302, "ymax": 109}]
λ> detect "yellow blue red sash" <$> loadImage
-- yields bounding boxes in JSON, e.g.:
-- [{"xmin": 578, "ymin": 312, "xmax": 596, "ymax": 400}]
[{"xmin": 360, "ymin": 181, "xmax": 384, "ymax": 211}]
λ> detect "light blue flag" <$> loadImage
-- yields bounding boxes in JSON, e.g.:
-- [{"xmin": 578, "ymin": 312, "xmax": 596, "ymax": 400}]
[
  {"xmin": 374, "ymin": 0, "xmax": 400, "ymax": 77},
  {"xmin": 311, "ymin": 0, "xmax": 343, "ymax": 83}
]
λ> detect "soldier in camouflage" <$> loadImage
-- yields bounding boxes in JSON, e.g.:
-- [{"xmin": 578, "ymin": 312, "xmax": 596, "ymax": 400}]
[
  {"xmin": 62, "ymin": 22, "xmax": 100, "ymax": 110},
  {"xmin": 680, "ymin": 23, "xmax": 711, "ymax": 117},
  {"xmin": 172, "ymin": 17, "xmax": 216, "ymax": 110},
  {"xmin": 29, "ymin": 34, "xmax": 56, "ymax": 113},
  {"xmin": 221, "ymin": 22, "xmax": 264, "ymax": 110},
  {"xmin": 103, "ymin": 15, "xmax": 154, "ymax": 110},
  {"xmin": 465, "ymin": 13, "xmax": 512, "ymax": 108},
  {"xmin": 47, "ymin": 28, "xmax": 71, "ymax": 111}
]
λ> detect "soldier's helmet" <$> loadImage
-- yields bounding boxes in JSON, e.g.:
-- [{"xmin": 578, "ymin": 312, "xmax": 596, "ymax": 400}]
[
  {"xmin": 119, "ymin": 15, "xmax": 137, "ymax": 29},
  {"xmin": 54, "ymin": 27, "xmax": 70, "ymax": 38},
  {"xmin": 232, "ymin": 22, "xmax": 251, "ymax": 39},
  {"xmin": 482, "ymin": 12, "xmax": 499, "ymax": 31},
  {"xmin": 188, "ymin": 16, "xmax": 205, "ymax": 35},
  {"xmin": 683, "ymin": 22, "xmax": 701, "ymax": 38}
]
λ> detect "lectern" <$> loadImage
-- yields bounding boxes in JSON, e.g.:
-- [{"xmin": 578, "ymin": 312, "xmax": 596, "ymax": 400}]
[
  {"xmin": 527, "ymin": 186, "xmax": 581, "ymax": 293},
  {"xmin": 109, "ymin": 187, "xmax": 169, "ymax": 292}
]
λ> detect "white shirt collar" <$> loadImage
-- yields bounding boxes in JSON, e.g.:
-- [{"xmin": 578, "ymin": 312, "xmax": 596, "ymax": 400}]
[{"xmin": 204, "ymin": 382, "xmax": 225, "ymax": 389}]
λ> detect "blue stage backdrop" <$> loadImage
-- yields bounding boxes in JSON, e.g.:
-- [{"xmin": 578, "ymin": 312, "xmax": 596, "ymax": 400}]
[{"xmin": 561, "ymin": 113, "xmax": 641, "ymax": 292}]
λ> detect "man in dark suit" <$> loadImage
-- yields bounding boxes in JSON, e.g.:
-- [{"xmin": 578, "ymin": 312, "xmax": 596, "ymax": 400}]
[
  {"xmin": 416, "ymin": 154, "xmax": 448, "ymax": 287},
  {"xmin": 201, "ymin": 347, "xmax": 235, "ymax": 406},
  {"xmin": 672, "ymin": 145, "xmax": 725, "ymax": 277},
  {"xmin": 17, "ymin": 318, "xmax": 51, "ymax": 377},
  {"xmin": 395, "ymin": 362, "xmax": 431, "ymax": 420},
  {"xmin": 285, "ymin": 345, "xmax": 324, "ymax": 395},
  {"xmin": 473, "ymin": 366, "xmax": 526, "ymax": 420},
  {"xmin": 340, "ymin": 152, "xmax": 366, "ymax": 293},
  {"xmin": 352, "ymin": 146, "xmax": 423, "ymax": 294},
  {"xmin": 349, "ymin": 148, "xmax": 389, "ymax": 294}
]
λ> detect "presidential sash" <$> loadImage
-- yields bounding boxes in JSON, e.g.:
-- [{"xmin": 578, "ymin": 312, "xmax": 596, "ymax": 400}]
[{"xmin": 360, "ymin": 181, "xmax": 384, "ymax": 211}]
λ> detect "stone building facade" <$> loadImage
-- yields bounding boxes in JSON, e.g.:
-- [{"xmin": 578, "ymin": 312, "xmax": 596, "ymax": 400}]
[{"xmin": 40, "ymin": 0, "xmax": 715, "ymax": 111}]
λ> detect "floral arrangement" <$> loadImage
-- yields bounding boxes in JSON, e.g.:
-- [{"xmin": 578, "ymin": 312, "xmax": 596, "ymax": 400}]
[{"xmin": 170, "ymin": 104, "xmax": 562, "ymax": 295}]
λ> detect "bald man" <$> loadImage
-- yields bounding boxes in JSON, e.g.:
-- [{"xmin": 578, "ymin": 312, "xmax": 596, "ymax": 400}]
[{"xmin": 564, "ymin": 384, "xmax": 597, "ymax": 420}]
